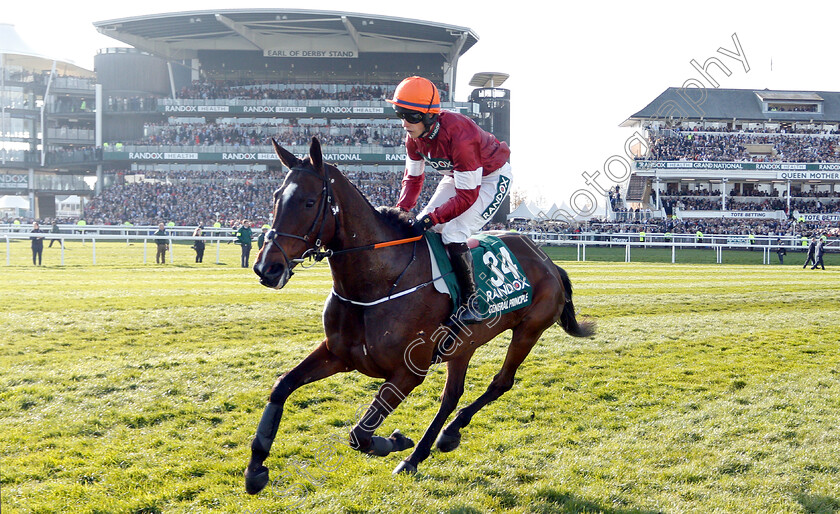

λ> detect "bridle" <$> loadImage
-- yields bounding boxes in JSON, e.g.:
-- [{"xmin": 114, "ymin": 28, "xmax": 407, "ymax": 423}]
[{"xmin": 265, "ymin": 164, "xmax": 338, "ymax": 273}]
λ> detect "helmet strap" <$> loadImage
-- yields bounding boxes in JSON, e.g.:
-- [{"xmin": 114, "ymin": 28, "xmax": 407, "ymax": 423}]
[{"xmin": 421, "ymin": 113, "xmax": 439, "ymax": 139}]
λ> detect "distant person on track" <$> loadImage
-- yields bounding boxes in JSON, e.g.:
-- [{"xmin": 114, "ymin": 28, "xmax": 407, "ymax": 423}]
[
  {"xmin": 803, "ymin": 236, "xmax": 817, "ymax": 268},
  {"xmin": 387, "ymin": 75, "xmax": 512, "ymax": 324},
  {"xmin": 191, "ymin": 226, "xmax": 206, "ymax": 263},
  {"xmin": 235, "ymin": 220, "xmax": 254, "ymax": 268},
  {"xmin": 811, "ymin": 237, "xmax": 826, "ymax": 270},
  {"xmin": 153, "ymin": 223, "xmax": 168, "ymax": 264},
  {"xmin": 48, "ymin": 220, "xmax": 61, "ymax": 248},
  {"xmin": 257, "ymin": 225, "xmax": 269, "ymax": 250},
  {"xmin": 776, "ymin": 242, "xmax": 786, "ymax": 264},
  {"xmin": 30, "ymin": 221, "xmax": 44, "ymax": 266}
]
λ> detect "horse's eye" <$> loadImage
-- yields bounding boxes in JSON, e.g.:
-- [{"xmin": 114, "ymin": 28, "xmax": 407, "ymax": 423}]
[{"xmin": 306, "ymin": 199, "xmax": 316, "ymax": 208}]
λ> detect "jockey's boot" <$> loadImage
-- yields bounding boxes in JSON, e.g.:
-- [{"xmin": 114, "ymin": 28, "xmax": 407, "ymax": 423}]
[{"xmin": 446, "ymin": 242, "xmax": 484, "ymax": 325}]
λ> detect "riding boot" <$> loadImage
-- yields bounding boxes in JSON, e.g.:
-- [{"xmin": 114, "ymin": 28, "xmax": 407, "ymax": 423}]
[{"xmin": 446, "ymin": 242, "xmax": 484, "ymax": 324}]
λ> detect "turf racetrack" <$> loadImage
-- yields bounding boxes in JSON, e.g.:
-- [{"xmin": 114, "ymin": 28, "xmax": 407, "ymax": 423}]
[{"xmin": 2, "ymin": 242, "xmax": 839, "ymax": 513}]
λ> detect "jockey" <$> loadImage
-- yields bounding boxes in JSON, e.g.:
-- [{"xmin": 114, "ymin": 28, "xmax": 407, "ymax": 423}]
[{"xmin": 387, "ymin": 76, "xmax": 512, "ymax": 324}]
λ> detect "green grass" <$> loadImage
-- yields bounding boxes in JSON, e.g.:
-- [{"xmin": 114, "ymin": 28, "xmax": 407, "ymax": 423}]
[{"xmin": 1, "ymin": 242, "xmax": 839, "ymax": 513}]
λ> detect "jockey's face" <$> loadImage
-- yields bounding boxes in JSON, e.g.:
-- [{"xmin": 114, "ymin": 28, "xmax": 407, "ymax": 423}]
[{"xmin": 401, "ymin": 118, "xmax": 426, "ymax": 139}]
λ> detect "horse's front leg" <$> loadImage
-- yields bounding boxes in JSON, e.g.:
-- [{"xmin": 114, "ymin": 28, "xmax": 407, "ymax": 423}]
[
  {"xmin": 245, "ymin": 340, "xmax": 350, "ymax": 495},
  {"xmin": 348, "ymin": 371, "xmax": 424, "ymax": 458}
]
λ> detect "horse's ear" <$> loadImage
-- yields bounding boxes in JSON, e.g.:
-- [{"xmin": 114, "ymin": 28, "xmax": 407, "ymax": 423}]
[
  {"xmin": 272, "ymin": 138, "xmax": 299, "ymax": 170},
  {"xmin": 309, "ymin": 137, "xmax": 324, "ymax": 173}
]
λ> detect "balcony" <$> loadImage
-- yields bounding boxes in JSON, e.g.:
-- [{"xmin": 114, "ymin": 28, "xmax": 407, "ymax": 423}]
[{"xmin": 47, "ymin": 128, "xmax": 96, "ymax": 145}]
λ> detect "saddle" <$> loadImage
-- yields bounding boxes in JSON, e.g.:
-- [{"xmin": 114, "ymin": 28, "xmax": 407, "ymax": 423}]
[{"xmin": 425, "ymin": 232, "xmax": 533, "ymax": 318}]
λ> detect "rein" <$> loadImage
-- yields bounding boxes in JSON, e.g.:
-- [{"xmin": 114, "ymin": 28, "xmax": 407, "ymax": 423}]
[{"xmin": 301, "ymin": 235, "xmax": 424, "ymax": 264}]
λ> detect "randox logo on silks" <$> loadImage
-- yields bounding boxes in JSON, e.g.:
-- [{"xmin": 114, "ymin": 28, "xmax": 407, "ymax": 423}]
[
  {"xmin": 421, "ymin": 153, "xmax": 453, "ymax": 172},
  {"xmin": 482, "ymin": 175, "xmax": 510, "ymax": 221}
]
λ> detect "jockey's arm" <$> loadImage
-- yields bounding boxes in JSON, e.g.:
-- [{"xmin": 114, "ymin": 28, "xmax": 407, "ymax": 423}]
[
  {"xmin": 396, "ymin": 157, "xmax": 425, "ymax": 211},
  {"xmin": 429, "ymin": 168, "xmax": 482, "ymax": 224}
]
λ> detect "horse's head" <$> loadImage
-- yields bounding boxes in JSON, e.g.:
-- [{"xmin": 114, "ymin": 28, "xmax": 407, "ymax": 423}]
[{"xmin": 254, "ymin": 137, "xmax": 337, "ymax": 289}]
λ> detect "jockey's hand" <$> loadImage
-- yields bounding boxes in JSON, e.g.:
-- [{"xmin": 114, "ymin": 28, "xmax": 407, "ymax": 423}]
[{"xmin": 410, "ymin": 214, "xmax": 436, "ymax": 236}]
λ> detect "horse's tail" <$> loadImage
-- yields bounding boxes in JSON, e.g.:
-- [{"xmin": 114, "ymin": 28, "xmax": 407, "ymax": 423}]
[{"xmin": 555, "ymin": 265, "xmax": 596, "ymax": 338}]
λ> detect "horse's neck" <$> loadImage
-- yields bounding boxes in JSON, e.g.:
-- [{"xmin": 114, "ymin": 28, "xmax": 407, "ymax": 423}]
[
  {"xmin": 328, "ymin": 173, "xmax": 417, "ymax": 297},
  {"xmin": 329, "ymin": 173, "xmax": 395, "ymax": 250}
]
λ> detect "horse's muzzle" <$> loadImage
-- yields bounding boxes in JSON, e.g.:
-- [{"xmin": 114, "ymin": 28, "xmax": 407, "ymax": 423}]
[{"xmin": 253, "ymin": 260, "xmax": 293, "ymax": 289}]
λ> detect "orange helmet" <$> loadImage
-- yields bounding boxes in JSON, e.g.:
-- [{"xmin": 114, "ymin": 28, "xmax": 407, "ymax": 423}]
[{"xmin": 387, "ymin": 76, "xmax": 441, "ymax": 114}]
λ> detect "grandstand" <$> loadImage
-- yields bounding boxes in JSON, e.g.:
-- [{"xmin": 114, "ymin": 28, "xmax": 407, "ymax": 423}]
[
  {"xmin": 1, "ymin": 9, "xmax": 511, "ymax": 226},
  {"xmin": 0, "ymin": 23, "xmax": 97, "ymax": 220},
  {"xmin": 621, "ymin": 88, "xmax": 840, "ymax": 232}
]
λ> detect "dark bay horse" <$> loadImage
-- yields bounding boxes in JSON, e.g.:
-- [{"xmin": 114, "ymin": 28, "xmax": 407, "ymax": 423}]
[{"xmin": 246, "ymin": 137, "xmax": 594, "ymax": 494}]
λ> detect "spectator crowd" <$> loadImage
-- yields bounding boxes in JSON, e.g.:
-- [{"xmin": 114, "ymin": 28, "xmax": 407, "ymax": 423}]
[
  {"xmin": 76, "ymin": 168, "xmax": 442, "ymax": 227},
  {"xmin": 135, "ymin": 121, "xmax": 405, "ymax": 148},
  {"xmin": 644, "ymin": 127, "xmax": 840, "ymax": 163}
]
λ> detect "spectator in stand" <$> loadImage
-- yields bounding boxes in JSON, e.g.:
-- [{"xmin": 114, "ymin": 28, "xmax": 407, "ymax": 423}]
[{"xmin": 643, "ymin": 127, "xmax": 840, "ymax": 163}]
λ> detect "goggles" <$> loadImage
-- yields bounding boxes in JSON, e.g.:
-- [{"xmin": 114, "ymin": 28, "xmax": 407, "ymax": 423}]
[{"xmin": 395, "ymin": 109, "xmax": 425, "ymax": 124}]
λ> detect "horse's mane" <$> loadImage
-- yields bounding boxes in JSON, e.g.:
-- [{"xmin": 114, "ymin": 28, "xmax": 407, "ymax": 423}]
[{"xmin": 375, "ymin": 206, "xmax": 417, "ymax": 235}]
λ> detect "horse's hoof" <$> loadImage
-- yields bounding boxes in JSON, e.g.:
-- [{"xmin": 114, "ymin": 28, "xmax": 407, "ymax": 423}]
[
  {"xmin": 435, "ymin": 431, "xmax": 461, "ymax": 453},
  {"xmin": 244, "ymin": 466, "xmax": 269, "ymax": 495},
  {"xmin": 392, "ymin": 460, "xmax": 417, "ymax": 475},
  {"xmin": 390, "ymin": 429, "xmax": 415, "ymax": 452}
]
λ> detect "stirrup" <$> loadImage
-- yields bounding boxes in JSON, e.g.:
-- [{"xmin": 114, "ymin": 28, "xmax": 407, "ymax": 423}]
[{"xmin": 456, "ymin": 296, "xmax": 484, "ymax": 324}]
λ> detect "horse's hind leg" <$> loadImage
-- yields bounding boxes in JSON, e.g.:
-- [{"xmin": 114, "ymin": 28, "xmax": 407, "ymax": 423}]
[
  {"xmin": 438, "ymin": 326, "xmax": 544, "ymax": 452},
  {"xmin": 245, "ymin": 340, "xmax": 350, "ymax": 495},
  {"xmin": 393, "ymin": 353, "xmax": 473, "ymax": 474}
]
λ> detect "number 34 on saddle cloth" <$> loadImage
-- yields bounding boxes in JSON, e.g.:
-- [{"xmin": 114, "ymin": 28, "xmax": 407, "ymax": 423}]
[{"xmin": 425, "ymin": 232, "xmax": 533, "ymax": 318}]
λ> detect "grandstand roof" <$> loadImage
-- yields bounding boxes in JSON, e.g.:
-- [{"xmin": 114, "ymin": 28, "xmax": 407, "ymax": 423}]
[
  {"xmin": 0, "ymin": 23, "xmax": 92, "ymax": 76},
  {"xmin": 469, "ymin": 72, "xmax": 509, "ymax": 88},
  {"xmin": 621, "ymin": 88, "xmax": 840, "ymax": 126},
  {"xmin": 93, "ymin": 9, "xmax": 479, "ymax": 62}
]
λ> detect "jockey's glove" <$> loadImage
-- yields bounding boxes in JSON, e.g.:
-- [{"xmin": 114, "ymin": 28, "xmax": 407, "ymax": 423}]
[{"xmin": 411, "ymin": 214, "xmax": 437, "ymax": 235}]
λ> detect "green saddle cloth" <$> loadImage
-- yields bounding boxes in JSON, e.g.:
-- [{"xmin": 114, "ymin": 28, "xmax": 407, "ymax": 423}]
[{"xmin": 426, "ymin": 232, "xmax": 533, "ymax": 317}]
